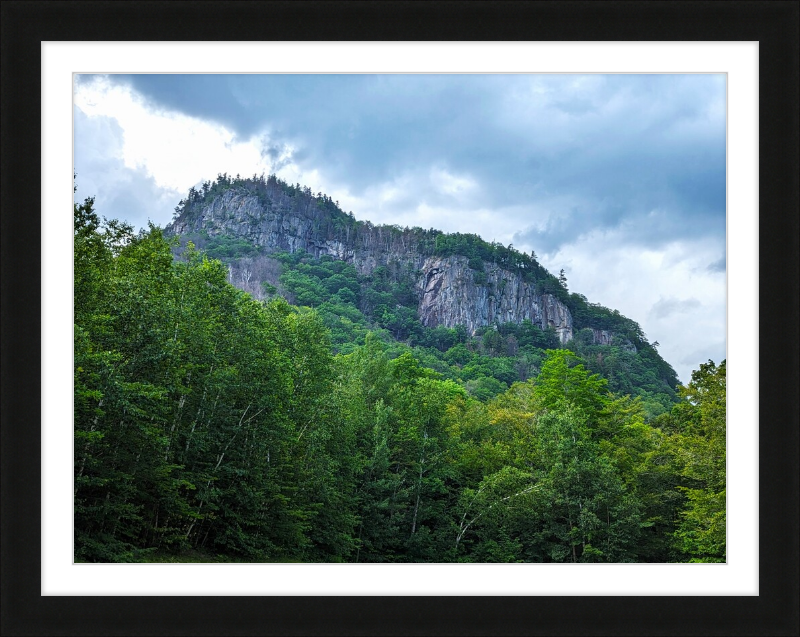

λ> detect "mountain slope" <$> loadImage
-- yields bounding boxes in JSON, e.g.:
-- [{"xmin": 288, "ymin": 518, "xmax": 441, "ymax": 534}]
[
  {"xmin": 169, "ymin": 174, "xmax": 580, "ymax": 339},
  {"xmin": 166, "ymin": 173, "xmax": 679, "ymax": 413}
]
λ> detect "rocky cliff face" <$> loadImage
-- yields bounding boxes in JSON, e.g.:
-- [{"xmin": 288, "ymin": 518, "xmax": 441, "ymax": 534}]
[
  {"xmin": 168, "ymin": 187, "xmax": 574, "ymax": 340},
  {"xmin": 591, "ymin": 329, "xmax": 613, "ymax": 346},
  {"xmin": 171, "ymin": 189, "xmax": 430, "ymax": 273},
  {"xmin": 418, "ymin": 256, "xmax": 573, "ymax": 342},
  {"xmin": 589, "ymin": 328, "xmax": 636, "ymax": 353}
]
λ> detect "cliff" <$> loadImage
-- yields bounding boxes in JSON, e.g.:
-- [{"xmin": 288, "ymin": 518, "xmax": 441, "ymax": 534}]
[
  {"xmin": 418, "ymin": 256, "xmax": 572, "ymax": 342},
  {"xmin": 167, "ymin": 180, "xmax": 575, "ymax": 340}
]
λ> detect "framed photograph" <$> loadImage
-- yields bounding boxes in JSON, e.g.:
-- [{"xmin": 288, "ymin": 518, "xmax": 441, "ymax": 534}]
[{"xmin": 2, "ymin": 1, "xmax": 798, "ymax": 635}]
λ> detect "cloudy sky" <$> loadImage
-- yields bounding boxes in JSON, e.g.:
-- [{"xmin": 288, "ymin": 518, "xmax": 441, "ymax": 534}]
[{"xmin": 73, "ymin": 73, "xmax": 726, "ymax": 383}]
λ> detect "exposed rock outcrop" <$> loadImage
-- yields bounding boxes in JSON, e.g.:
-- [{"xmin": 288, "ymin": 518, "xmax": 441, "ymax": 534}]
[
  {"xmin": 167, "ymin": 187, "xmax": 574, "ymax": 340},
  {"xmin": 170, "ymin": 189, "xmax": 429, "ymax": 275},
  {"xmin": 591, "ymin": 329, "xmax": 613, "ymax": 345},
  {"xmin": 586, "ymin": 328, "xmax": 636, "ymax": 353},
  {"xmin": 418, "ymin": 256, "xmax": 573, "ymax": 341}
]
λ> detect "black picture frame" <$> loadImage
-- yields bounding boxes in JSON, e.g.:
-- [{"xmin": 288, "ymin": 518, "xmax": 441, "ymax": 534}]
[{"xmin": 2, "ymin": 1, "xmax": 798, "ymax": 635}]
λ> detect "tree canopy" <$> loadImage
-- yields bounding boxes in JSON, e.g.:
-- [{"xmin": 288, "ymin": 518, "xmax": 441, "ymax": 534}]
[{"xmin": 75, "ymin": 193, "xmax": 723, "ymax": 563}]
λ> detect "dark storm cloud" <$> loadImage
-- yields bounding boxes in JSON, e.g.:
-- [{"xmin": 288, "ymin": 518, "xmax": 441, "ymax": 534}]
[
  {"xmin": 260, "ymin": 140, "xmax": 293, "ymax": 172},
  {"xmin": 78, "ymin": 74, "xmax": 263, "ymax": 139},
  {"xmin": 97, "ymin": 73, "xmax": 726, "ymax": 253}
]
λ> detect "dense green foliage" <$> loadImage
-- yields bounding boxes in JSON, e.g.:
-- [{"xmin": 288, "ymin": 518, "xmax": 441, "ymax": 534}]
[
  {"xmin": 176, "ymin": 244, "xmax": 676, "ymax": 413},
  {"xmin": 171, "ymin": 175, "xmax": 678, "ymax": 407},
  {"xmin": 75, "ymin": 194, "xmax": 725, "ymax": 563}
]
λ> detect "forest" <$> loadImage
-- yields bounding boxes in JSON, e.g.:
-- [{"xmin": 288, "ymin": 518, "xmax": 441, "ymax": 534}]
[
  {"xmin": 173, "ymin": 174, "xmax": 680, "ymax": 417},
  {"xmin": 74, "ymin": 192, "xmax": 726, "ymax": 563}
]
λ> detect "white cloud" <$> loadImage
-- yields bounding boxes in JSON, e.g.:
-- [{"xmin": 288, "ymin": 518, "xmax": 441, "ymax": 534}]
[
  {"xmin": 430, "ymin": 167, "xmax": 478, "ymax": 198},
  {"xmin": 333, "ymin": 180, "xmax": 529, "ymax": 245},
  {"xmin": 74, "ymin": 77, "xmax": 275, "ymax": 219},
  {"xmin": 528, "ymin": 230, "xmax": 726, "ymax": 384},
  {"xmin": 73, "ymin": 105, "xmax": 183, "ymax": 229},
  {"xmin": 649, "ymin": 296, "xmax": 702, "ymax": 320}
]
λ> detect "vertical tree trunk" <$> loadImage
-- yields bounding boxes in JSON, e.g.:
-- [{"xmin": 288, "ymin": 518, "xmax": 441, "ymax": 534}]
[{"xmin": 410, "ymin": 440, "xmax": 426, "ymax": 537}]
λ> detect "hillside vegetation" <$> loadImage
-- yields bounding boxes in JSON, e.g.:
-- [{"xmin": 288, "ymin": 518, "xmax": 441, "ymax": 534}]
[
  {"xmin": 75, "ymin": 191, "xmax": 725, "ymax": 563},
  {"xmin": 171, "ymin": 173, "xmax": 679, "ymax": 418}
]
